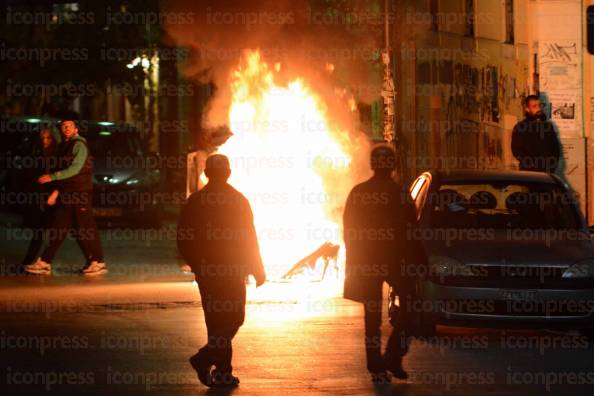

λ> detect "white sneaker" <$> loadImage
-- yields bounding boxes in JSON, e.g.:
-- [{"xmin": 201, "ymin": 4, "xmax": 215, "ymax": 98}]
[
  {"xmin": 25, "ymin": 258, "xmax": 52, "ymax": 275},
  {"xmin": 81, "ymin": 261, "xmax": 108, "ymax": 276}
]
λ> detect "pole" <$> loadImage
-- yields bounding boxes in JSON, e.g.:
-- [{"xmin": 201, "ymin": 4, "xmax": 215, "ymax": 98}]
[
  {"xmin": 384, "ymin": 0, "xmax": 390, "ymax": 50},
  {"xmin": 382, "ymin": 0, "xmax": 401, "ymax": 180}
]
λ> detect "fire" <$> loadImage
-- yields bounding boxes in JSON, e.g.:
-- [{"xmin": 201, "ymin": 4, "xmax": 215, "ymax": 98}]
[{"xmin": 217, "ymin": 50, "xmax": 362, "ymax": 283}]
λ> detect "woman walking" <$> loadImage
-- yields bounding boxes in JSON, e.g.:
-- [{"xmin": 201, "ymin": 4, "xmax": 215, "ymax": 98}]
[{"xmin": 21, "ymin": 129, "xmax": 59, "ymax": 267}]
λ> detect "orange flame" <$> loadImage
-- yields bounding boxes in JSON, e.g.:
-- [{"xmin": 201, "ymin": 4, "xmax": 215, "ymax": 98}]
[{"xmin": 217, "ymin": 50, "xmax": 365, "ymax": 282}]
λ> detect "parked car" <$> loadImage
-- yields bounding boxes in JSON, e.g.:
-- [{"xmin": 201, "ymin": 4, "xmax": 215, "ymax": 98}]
[
  {"xmin": 0, "ymin": 117, "xmax": 163, "ymax": 227},
  {"xmin": 407, "ymin": 169, "xmax": 594, "ymax": 335},
  {"xmin": 78, "ymin": 120, "xmax": 163, "ymax": 227}
]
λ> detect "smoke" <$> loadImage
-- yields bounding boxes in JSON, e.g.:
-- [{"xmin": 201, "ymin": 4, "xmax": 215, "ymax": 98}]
[
  {"xmin": 162, "ymin": 1, "xmax": 389, "ymax": 272},
  {"xmin": 162, "ymin": 0, "xmax": 382, "ymax": 128}
]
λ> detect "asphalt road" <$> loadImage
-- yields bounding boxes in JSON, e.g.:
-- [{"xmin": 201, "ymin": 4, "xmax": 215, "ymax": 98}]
[
  {"xmin": 2, "ymin": 281, "xmax": 594, "ymax": 396},
  {"xmin": 2, "ymin": 212, "xmax": 594, "ymax": 395}
]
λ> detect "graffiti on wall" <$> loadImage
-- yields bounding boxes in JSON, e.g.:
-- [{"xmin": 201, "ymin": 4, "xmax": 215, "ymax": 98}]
[
  {"xmin": 441, "ymin": 62, "xmax": 522, "ymax": 129},
  {"xmin": 418, "ymin": 57, "xmax": 527, "ymax": 169},
  {"xmin": 539, "ymin": 40, "xmax": 581, "ymax": 138},
  {"xmin": 540, "ymin": 41, "xmax": 579, "ymax": 90}
]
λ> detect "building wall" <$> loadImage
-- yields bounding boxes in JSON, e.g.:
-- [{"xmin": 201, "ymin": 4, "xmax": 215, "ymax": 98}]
[
  {"xmin": 533, "ymin": 0, "xmax": 587, "ymax": 217},
  {"xmin": 395, "ymin": 0, "xmax": 594, "ymax": 222},
  {"xmin": 396, "ymin": 0, "xmax": 531, "ymax": 179}
]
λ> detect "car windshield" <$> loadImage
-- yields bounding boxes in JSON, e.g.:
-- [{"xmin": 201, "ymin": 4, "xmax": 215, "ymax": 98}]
[
  {"xmin": 83, "ymin": 126, "xmax": 144, "ymax": 158},
  {"xmin": 428, "ymin": 182, "xmax": 581, "ymax": 229}
]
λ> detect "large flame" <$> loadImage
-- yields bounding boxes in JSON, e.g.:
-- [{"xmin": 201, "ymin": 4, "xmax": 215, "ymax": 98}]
[{"xmin": 217, "ymin": 50, "xmax": 363, "ymax": 282}]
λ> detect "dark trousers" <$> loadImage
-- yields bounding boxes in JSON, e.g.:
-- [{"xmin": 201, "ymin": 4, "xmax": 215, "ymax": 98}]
[
  {"xmin": 197, "ymin": 280, "xmax": 246, "ymax": 375},
  {"xmin": 363, "ymin": 290, "xmax": 411, "ymax": 373},
  {"xmin": 41, "ymin": 194, "xmax": 103, "ymax": 266},
  {"xmin": 21, "ymin": 206, "xmax": 51, "ymax": 266}
]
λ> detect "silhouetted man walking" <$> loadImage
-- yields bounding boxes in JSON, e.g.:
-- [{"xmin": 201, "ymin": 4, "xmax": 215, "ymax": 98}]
[
  {"xmin": 343, "ymin": 145, "xmax": 423, "ymax": 383},
  {"xmin": 512, "ymin": 95, "xmax": 561, "ymax": 173},
  {"xmin": 178, "ymin": 154, "xmax": 266, "ymax": 388}
]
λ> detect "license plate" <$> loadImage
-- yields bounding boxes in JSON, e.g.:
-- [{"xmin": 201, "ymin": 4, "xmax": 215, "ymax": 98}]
[
  {"xmin": 501, "ymin": 289, "xmax": 538, "ymax": 302},
  {"xmin": 93, "ymin": 207, "xmax": 123, "ymax": 217}
]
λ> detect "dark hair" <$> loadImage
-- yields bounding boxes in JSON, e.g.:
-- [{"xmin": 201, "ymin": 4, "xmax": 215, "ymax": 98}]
[
  {"xmin": 60, "ymin": 118, "xmax": 79, "ymax": 128},
  {"xmin": 524, "ymin": 94, "xmax": 540, "ymax": 106},
  {"xmin": 370, "ymin": 144, "xmax": 396, "ymax": 171},
  {"xmin": 205, "ymin": 154, "xmax": 231, "ymax": 181}
]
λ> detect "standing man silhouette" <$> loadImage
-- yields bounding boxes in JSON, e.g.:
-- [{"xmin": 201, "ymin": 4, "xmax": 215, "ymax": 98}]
[
  {"xmin": 178, "ymin": 154, "xmax": 266, "ymax": 388},
  {"xmin": 343, "ymin": 145, "xmax": 423, "ymax": 383},
  {"xmin": 511, "ymin": 95, "xmax": 561, "ymax": 173}
]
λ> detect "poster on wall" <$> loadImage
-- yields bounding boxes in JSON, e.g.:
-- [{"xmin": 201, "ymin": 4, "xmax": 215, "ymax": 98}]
[
  {"xmin": 539, "ymin": 40, "xmax": 582, "ymax": 138},
  {"xmin": 539, "ymin": 40, "xmax": 580, "ymax": 91},
  {"xmin": 548, "ymin": 91, "xmax": 581, "ymax": 138}
]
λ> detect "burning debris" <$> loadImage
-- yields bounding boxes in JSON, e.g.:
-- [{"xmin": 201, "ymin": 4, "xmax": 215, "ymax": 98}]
[{"xmin": 282, "ymin": 242, "xmax": 340, "ymax": 281}]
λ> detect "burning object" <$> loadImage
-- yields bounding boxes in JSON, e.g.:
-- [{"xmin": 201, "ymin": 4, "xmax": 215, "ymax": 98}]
[
  {"xmin": 214, "ymin": 50, "xmax": 365, "ymax": 280},
  {"xmin": 282, "ymin": 242, "xmax": 340, "ymax": 281}
]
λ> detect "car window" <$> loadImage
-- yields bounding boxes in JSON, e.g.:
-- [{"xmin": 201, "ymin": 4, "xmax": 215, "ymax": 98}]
[
  {"xmin": 428, "ymin": 182, "xmax": 581, "ymax": 229},
  {"xmin": 410, "ymin": 175, "xmax": 430, "ymax": 219},
  {"xmin": 83, "ymin": 127, "xmax": 144, "ymax": 158},
  {"xmin": 410, "ymin": 176, "xmax": 425, "ymax": 200}
]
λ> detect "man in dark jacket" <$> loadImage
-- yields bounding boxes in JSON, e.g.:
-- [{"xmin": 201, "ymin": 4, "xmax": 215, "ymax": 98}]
[
  {"xmin": 343, "ymin": 145, "xmax": 423, "ymax": 383},
  {"xmin": 24, "ymin": 119, "xmax": 106, "ymax": 276},
  {"xmin": 178, "ymin": 154, "xmax": 266, "ymax": 388},
  {"xmin": 511, "ymin": 95, "xmax": 561, "ymax": 173}
]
